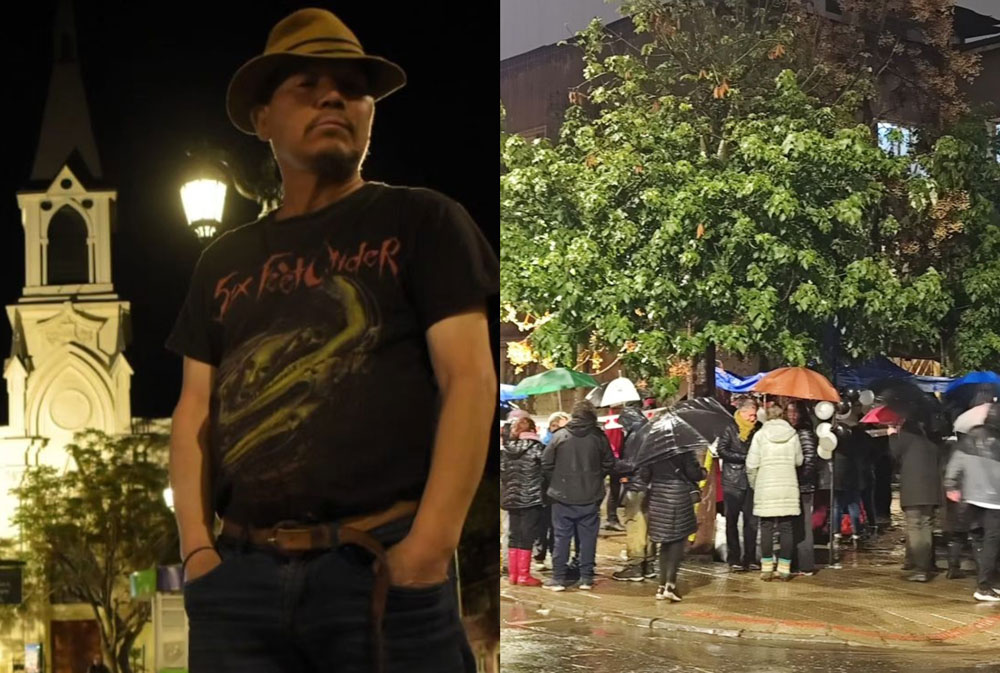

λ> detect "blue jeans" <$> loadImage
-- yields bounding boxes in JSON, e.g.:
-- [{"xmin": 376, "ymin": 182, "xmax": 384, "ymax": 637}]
[
  {"xmin": 183, "ymin": 517, "xmax": 473, "ymax": 672},
  {"xmin": 551, "ymin": 502, "xmax": 600, "ymax": 585},
  {"xmin": 833, "ymin": 490, "xmax": 862, "ymax": 537}
]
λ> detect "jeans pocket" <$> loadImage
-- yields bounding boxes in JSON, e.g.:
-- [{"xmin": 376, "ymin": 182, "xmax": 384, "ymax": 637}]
[
  {"xmin": 387, "ymin": 580, "xmax": 450, "ymax": 613},
  {"xmin": 183, "ymin": 544, "xmax": 232, "ymax": 591},
  {"xmin": 388, "ymin": 580, "xmax": 448, "ymax": 595}
]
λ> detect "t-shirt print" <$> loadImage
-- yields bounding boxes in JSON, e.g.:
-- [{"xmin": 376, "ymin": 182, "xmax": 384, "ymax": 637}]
[{"xmin": 166, "ymin": 183, "xmax": 498, "ymax": 526}]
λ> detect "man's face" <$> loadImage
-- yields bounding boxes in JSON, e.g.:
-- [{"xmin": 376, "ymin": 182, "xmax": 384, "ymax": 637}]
[
  {"xmin": 252, "ymin": 61, "xmax": 375, "ymax": 181},
  {"xmin": 739, "ymin": 405, "xmax": 758, "ymax": 423}
]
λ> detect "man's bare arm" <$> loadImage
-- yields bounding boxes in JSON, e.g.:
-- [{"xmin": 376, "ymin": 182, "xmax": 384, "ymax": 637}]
[
  {"xmin": 169, "ymin": 356, "xmax": 217, "ymax": 564},
  {"xmin": 386, "ymin": 308, "xmax": 496, "ymax": 585}
]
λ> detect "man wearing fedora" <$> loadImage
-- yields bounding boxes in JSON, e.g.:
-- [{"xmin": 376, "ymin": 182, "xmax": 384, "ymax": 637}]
[{"xmin": 166, "ymin": 8, "xmax": 497, "ymax": 673}]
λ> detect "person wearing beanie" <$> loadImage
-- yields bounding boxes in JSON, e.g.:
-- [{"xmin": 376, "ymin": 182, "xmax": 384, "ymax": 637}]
[
  {"xmin": 945, "ymin": 404, "xmax": 1000, "ymax": 602},
  {"xmin": 542, "ymin": 400, "xmax": 617, "ymax": 591}
]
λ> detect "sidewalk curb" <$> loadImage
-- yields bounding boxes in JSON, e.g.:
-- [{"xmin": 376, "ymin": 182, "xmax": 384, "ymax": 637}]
[{"xmin": 501, "ymin": 588, "xmax": 996, "ymax": 655}]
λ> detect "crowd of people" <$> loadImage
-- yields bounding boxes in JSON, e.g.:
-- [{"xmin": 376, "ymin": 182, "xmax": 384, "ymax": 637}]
[{"xmin": 500, "ymin": 393, "xmax": 1000, "ymax": 603}]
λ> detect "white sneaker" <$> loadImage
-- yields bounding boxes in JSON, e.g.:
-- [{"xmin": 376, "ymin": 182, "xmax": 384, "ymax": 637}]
[
  {"xmin": 543, "ymin": 581, "xmax": 566, "ymax": 592},
  {"xmin": 973, "ymin": 589, "xmax": 1000, "ymax": 602},
  {"xmin": 578, "ymin": 582, "xmax": 593, "ymax": 591}
]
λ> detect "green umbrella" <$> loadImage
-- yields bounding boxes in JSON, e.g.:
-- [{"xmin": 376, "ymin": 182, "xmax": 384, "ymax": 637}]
[{"xmin": 512, "ymin": 367, "xmax": 599, "ymax": 397}]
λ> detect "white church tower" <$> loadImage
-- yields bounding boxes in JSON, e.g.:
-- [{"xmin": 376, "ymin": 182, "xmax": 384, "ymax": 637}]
[{"xmin": 1, "ymin": 0, "xmax": 132, "ymax": 534}]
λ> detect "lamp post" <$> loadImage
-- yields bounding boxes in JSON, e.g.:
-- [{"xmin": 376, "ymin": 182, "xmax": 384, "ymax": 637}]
[{"xmin": 179, "ymin": 146, "xmax": 281, "ymax": 240}]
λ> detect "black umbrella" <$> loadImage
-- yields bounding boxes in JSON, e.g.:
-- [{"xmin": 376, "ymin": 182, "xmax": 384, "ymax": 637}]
[
  {"xmin": 872, "ymin": 378, "xmax": 926, "ymax": 416},
  {"xmin": 634, "ymin": 397, "xmax": 736, "ymax": 467},
  {"xmin": 585, "ymin": 383, "xmax": 608, "ymax": 407}
]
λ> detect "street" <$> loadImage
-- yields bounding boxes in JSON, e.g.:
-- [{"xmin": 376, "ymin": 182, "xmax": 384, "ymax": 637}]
[
  {"xmin": 501, "ymin": 524, "xmax": 1000, "ymax": 672},
  {"xmin": 502, "ymin": 607, "xmax": 1000, "ymax": 673}
]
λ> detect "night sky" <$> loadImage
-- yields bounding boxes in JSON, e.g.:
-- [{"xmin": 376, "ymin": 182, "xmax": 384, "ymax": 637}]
[{"xmin": 1, "ymin": 3, "xmax": 498, "ymax": 423}]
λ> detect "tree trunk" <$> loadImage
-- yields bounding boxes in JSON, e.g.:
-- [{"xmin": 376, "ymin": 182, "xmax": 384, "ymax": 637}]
[
  {"xmin": 117, "ymin": 628, "xmax": 139, "ymax": 673},
  {"xmin": 691, "ymin": 342, "xmax": 717, "ymax": 398}
]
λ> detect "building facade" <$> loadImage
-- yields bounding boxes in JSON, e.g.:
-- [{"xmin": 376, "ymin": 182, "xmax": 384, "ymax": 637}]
[{"xmin": 0, "ymin": 2, "xmax": 174, "ymax": 671}]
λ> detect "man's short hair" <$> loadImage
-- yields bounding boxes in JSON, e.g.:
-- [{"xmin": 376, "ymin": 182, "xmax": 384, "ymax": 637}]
[
  {"xmin": 571, "ymin": 399, "xmax": 597, "ymax": 420},
  {"xmin": 737, "ymin": 398, "xmax": 758, "ymax": 411}
]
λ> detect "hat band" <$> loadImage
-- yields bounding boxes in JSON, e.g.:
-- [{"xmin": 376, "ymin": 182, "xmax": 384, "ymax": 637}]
[
  {"xmin": 304, "ymin": 47, "xmax": 368, "ymax": 56},
  {"xmin": 283, "ymin": 36, "xmax": 363, "ymax": 52}
]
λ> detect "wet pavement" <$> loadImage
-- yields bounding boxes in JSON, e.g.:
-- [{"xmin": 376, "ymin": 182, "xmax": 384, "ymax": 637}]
[
  {"xmin": 501, "ymin": 523, "xmax": 1000, "ymax": 657},
  {"xmin": 501, "ymin": 606, "xmax": 1000, "ymax": 672}
]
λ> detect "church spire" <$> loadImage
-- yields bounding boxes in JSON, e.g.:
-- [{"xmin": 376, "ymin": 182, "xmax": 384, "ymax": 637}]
[{"xmin": 30, "ymin": 0, "xmax": 102, "ymax": 184}]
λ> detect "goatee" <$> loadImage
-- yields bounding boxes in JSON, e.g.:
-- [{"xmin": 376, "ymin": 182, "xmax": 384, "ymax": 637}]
[{"xmin": 308, "ymin": 148, "xmax": 363, "ymax": 183}]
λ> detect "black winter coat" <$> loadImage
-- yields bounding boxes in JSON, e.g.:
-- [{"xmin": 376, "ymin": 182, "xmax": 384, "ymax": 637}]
[
  {"xmin": 542, "ymin": 418, "xmax": 616, "ymax": 505},
  {"xmin": 618, "ymin": 407, "xmax": 651, "ymax": 494},
  {"xmin": 718, "ymin": 424, "xmax": 756, "ymax": 493},
  {"xmin": 891, "ymin": 428, "xmax": 944, "ymax": 508},
  {"xmin": 794, "ymin": 427, "xmax": 819, "ymax": 494},
  {"xmin": 643, "ymin": 451, "xmax": 707, "ymax": 544},
  {"xmin": 501, "ymin": 437, "xmax": 545, "ymax": 510}
]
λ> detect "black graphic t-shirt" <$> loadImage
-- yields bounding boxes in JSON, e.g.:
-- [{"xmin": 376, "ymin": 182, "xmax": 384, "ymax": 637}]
[{"xmin": 166, "ymin": 182, "xmax": 499, "ymax": 527}]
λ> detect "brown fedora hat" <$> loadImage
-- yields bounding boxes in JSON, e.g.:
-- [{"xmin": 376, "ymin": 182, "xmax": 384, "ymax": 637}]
[{"xmin": 226, "ymin": 8, "xmax": 407, "ymax": 135}]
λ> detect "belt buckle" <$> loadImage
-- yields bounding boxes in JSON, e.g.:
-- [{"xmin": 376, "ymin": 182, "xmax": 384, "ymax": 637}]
[{"xmin": 267, "ymin": 522, "xmax": 313, "ymax": 553}]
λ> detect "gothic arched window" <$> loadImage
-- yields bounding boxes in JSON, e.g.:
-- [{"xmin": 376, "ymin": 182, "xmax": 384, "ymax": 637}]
[{"xmin": 47, "ymin": 206, "xmax": 89, "ymax": 285}]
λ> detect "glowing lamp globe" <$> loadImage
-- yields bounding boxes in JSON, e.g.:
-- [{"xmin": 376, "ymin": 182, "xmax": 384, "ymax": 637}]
[{"xmin": 180, "ymin": 171, "xmax": 227, "ymax": 239}]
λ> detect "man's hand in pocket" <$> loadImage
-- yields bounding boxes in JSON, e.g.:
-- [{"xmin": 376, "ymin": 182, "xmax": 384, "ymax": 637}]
[
  {"xmin": 385, "ymin": 534, "xmax": 450, "ymax": 588},
  {"xmin": 184, "ymin": 548, "xmax": 222, "ymax": 584}
]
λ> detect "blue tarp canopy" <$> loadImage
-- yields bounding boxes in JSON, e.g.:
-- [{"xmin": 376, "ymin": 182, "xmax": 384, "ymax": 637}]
[
  {"xmin": 716, "ymin": 358, "xmax": 954, "ymax": 395},
  {"xmin": 715, "ymin": 368, "xmax": 766, "ymax": 393},
  {"xmin": 835, "ymin": 357, "xmax": 953, "ymax": 394},
  {"xmin": 500, "ymin": 384, "xmax": 528, "ymax": 402},
  {"xmin": 945, "ymin": 371, "xmax": 1000, "ymax": 395}
]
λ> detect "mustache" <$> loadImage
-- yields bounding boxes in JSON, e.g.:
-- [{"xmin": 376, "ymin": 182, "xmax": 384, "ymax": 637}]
[{"xmin": 307, "ymin": 115, "xmax": 354, "ymax": 133}]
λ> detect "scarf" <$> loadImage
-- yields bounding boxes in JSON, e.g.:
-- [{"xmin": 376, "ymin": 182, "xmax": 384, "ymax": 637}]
[{"xmin": 734, "ymin": 409, "xmax": 755, "ymax": 441}]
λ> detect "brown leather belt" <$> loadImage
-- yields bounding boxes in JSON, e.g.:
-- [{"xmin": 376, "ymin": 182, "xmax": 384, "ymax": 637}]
[{"xmin": 220, "ymin": 500, "xmax": 419, "ymax": 673}]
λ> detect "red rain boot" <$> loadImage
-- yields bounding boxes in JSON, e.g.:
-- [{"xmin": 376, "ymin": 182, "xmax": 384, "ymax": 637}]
[
  {"xmin": 517, "ymin": 549, "xmax": 542, "ymax": 587},
  {"xmin": 508, "ymin": 550, "xmax": 519, "ymax": 585}
]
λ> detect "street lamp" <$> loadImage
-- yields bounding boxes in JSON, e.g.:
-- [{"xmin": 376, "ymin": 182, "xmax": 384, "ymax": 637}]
[
  {"xmin": 180, "ymin": 146, "xmax": 281, "ymax": 241},
  {"xmin": 180, "ymin": 162, "xmax": 228, "ymax": 240}
]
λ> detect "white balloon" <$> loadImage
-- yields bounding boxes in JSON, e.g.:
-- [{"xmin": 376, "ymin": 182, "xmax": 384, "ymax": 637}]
[
  {"xmin": 818, "ymin": 433, "xmax": 838, "ymax": 453},
  {"xmin": 818, "ymin": 446, "xmax": 833, "ymax": 460},
  {"xmin": 816, "ymin": 422, "xmax": 833, "ymax": 438},
  {"xmin": 815, "ymin": 401, "xmax": 835, "ymax": 421},
  {"xmin": 859, "ymin": 390, "xmax": 875, "ymax": 406}
]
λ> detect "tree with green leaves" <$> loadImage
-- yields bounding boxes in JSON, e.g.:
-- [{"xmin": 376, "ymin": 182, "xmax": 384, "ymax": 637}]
[
  {"xmin": 7, "ymin": 430, "xmax": 178, "ymax": 673},
  {"xmin": 906, "ymin": 120, "xmax": 1000, "ymax": 370},
  {"xmin": 501, "ymin": 0, "xmax": 999, "ymax": 391}
]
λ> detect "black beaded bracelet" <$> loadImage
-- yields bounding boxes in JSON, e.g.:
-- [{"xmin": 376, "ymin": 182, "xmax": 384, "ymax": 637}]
[{"xmin": 182, "ymin": 545, "xmax": 217, "ymax": 577}]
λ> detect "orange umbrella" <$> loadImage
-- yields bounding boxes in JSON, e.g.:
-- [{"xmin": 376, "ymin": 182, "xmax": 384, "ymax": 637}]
[{"xmin": 752, "ymin": 367, "xmax": 840, "ymax": 402}]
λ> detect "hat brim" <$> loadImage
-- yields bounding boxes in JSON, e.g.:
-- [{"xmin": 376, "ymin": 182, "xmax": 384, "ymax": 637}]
[{"xmin": 226, "ymin": 52, "xmax": 407, "ymax": 135}]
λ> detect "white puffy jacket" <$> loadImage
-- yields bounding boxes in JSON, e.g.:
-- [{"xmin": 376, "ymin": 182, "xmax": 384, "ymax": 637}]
[{"xmin": 747, "ymin": 419, "xmax": 803, "ymax": 518}]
